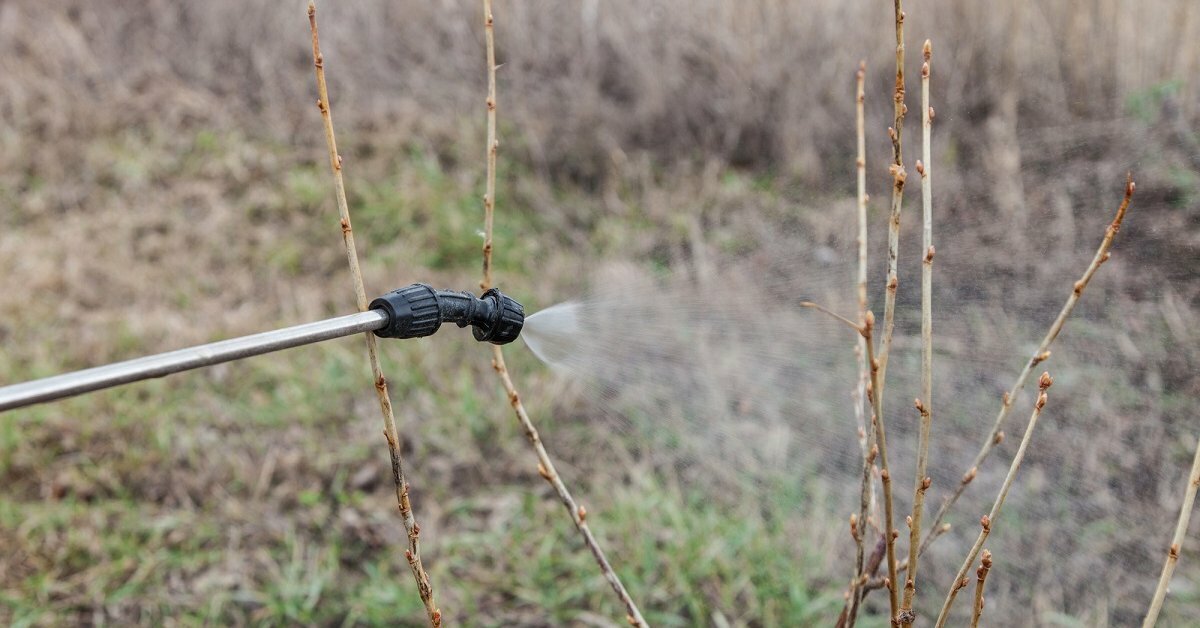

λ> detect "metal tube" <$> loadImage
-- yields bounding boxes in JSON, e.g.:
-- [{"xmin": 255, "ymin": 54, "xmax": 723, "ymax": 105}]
[{"xmin": 0, "ymin": 310, "xmax": 388, "ymax": 412}]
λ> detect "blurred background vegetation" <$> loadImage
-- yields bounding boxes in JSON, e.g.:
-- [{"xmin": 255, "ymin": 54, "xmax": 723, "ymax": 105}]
[{"xmin": 1, "ymin": 0, "xmax": 1198, "ymax": 625}]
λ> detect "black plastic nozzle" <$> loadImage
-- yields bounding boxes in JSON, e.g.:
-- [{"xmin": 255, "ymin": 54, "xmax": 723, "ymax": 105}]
[{"xmin": 368, "ymin": 283, "xmax": 524, "ymax": 345}]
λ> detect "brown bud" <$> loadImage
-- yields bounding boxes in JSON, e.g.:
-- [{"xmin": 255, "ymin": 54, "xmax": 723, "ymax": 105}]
[
  {"xmin": 922, "ymin": 476, "xmax": 932, "ymax": 490},
  {"xmin": 1126, "ymin": 178, "xmax": 1136, "ymax": 197},
  {"xmin": 881, "ymin": 468, "xmax": 890, "ymax": 481},
  {"xmin": 921, "ymin": 61, "xmax": 929, "ymax": 78},
  {"xmin": 888, "ymin": 127, "xmax": 898, "ymax": 141},
  {"xmin": 923, "ymin": 40, "xmax": 932, "ymax": 61},
  {"xmin": 980, "ymin": 515, "xmax": 991, "ymax": 531},
  {"xmin": 914, "ymin": 398, "xmax": 925, "ymax": 413},
  {"xmin": 1036, "ymin": 391, "xmax": 1048, "ymax": 410},
  {"xmin": 962, "ymin": 467, "xmax": 978, "ymax": 485},
  {"xmin": 1039, "ymin": 371, "xmax": 1054, "ymax": 390},
  {"xmin": 850, "ymin": 513, "xmax": 859, "ymax": 538},
  {"xmin": 1033, "ymin": 350, "xmax": 1052, "ymax": 365},
  {"xmin": 994, "ymin": 431, "xmax": 1005, "ymax": 445},
  {"xmin": 537, "ymin": 462, "xmax": 552, "ymax": 480},
  {"xmin": 915, "ymin": 160, "xmax": 925, "ymax": 176},
  {"xmin": 892, "ymin": 529, "xmax": 899, "ymax": 540},
  {"xmin": 981, "ymin": 549, "xmax": 993, "ymax": 568},
  {"xmin": 577, "ymin": 505, "xmax": 587, "ymax": 522},
  {"xmin": 928, "ymin": 106, "xmax": 936, "ymax": 121},
  {"xmin": 940, "ymin": 523, "xmax": 952, "ymax": 533},
  {"xmin": 906, "ymin": 515, "xmax": 913, "ymax": 528},
  {"xmin": 925, "ymin": 245, "xmax": 936, "ymax": 263}
]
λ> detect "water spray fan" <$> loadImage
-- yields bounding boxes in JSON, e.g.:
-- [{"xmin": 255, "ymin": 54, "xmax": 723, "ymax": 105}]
[{"xmin": 0, "ymin": 283, "xmax": 524, "ymax": 412}]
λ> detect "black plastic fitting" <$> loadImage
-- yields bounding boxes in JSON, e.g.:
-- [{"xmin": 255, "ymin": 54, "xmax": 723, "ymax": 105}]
[{"xmin": 368, "ymin": 283, "xmax": 524, "ymax": 345}]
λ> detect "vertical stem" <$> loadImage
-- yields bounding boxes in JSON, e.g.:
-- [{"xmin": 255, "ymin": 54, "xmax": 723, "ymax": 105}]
[
  {"xmin": 481, "ymin": 0, "xmax": 497, "ymax": 291},
  {"xmin": 845, "ymin": 59, "xmax": 872, "ymax": 628},
  {"xmin": 477, "ymin": 3, "xmax": 646, "ymax": 625},
  {"xmin": 970, "ymin": 550, "xmax": 992, "ymax": 628},
  {"xmin": 935, "ymin": 373, "xmax": 1055, "ymax": 628},
  {"xmin": 1142, "ymin": 435, "xmax": 1200, "ymax": 627},
  {"xmin": 862, "ymin": 312, "xmax": 900, "ymax": 624},
  {"xmin": 878, "ymin": 0, "xmax": 906, "ymax": 387},
  {"xmin": 899, "ymin": 40, "xmax": 933, "ymax": 627},
  {"xmin": 306, "ymin": 3, "xmax": 440, "ymax": 625}
]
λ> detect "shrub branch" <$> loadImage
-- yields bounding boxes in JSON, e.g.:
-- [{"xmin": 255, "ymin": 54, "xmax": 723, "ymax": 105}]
[
  {"xmin": 477, "ymin": 2, "xmax": 647, "ymax": 625},
  {"xmin": 970, "ymin": 549, "xmax": 992, "ymax": 628},
  {"xmin": 899, "ymin": 40, "xmax": 933, "ymax": 628},
  {"xmin": 934, "ymin": 373, "xmax": 1055, "ymax": 627},
  {"xmin": 919, "ymin": 174, "xmax": 1136, "ymax": 556},
  {"xmin": 1142, "ymin": 435, "xmax": 1200, "ymax": 627},
  {"xmin": 844, "ymin": 59, "xmax": 874, "ymax": 628},
  {"xmin": 307, "ymin": 3, "xmax": 440, "ymax": 625}
]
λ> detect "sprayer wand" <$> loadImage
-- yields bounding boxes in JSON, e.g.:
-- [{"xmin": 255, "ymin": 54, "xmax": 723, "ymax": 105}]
[{"xmin": 0, "ymin": 284, "xmax": 524, "ymax": 412}]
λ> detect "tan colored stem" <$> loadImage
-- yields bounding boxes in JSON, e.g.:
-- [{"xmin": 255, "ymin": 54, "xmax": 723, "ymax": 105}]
[
  {"xmin": 899, "ymin": 41, "xmax": 933, "ymax": 627},
  {"xmin": 307, "ymin": 3, "xmax": 440, "ymax": 625},
  {"xmin": 490, "ymin": 349, "xmax": 648, "ymax": 626},
  {"xmin": 480, "ymin": 0, "xmax": 497, "ymax": 291},
  {"xmin": 1142, "ymin": 435, "xmax": 1200, "ymax": 627},
  {"xmin": 935, "ymin": 373, "xmax": 1054, "ymax": 627},
  {"xmin": 877, "ymin": 0, "xmax": 906, "ymax": 388},
  {"xmin": 920, "ymin": 174, "xmax": 1135, "ymax": 557},
  {"xmin": 845, "ymin": 59, "xmax": 872, "ymax": 628},
  {"xmin": 477, "ymin": 3, "xmax": 646, "ymax": 625},
  {"xmin": 971, "ymin": 550, "xmax": 992, "ymax": 628},
  {"xmin": 863, "ymin": 312, "xmax": 900, "ymax": 624}
]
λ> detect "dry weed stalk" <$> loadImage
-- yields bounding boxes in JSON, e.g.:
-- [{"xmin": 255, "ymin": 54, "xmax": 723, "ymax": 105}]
[
  {"xmin": 970, "ymin": 549, "xmax": 992, "ymax": 628},
  {"xmin": 920, "ymin": 174, "xmax": 1136, "ymax": 555},
  {"xmin": 933, "ymin": 372, "xmax": 1055, "ymax": 627},
  {"xmin": 477, "ymin": 2, "xmax": 646, "ymax": 625},
  {"xmin": 306, "ymin": 4, "xmax": 440, "ymax": 624},
  {"xmin": 877, "ymin": 0, "xmax": 906, "ymax": 386},
  {"xmin": 899, "ymin": 40, "xmax": 934, "ymax": 628},
  {"xmin": 1142, "ymin": 435, "xmax": 1200, "ymax": 627}
]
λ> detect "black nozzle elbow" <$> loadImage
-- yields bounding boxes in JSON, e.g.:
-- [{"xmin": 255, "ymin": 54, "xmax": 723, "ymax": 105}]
[{"xmin": 368, "ymin": 283, "xmax": 524, "ymax": 345}]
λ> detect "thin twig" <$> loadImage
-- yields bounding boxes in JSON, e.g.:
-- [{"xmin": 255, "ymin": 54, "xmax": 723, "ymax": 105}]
[
  {"xmin": 919, "ymin": 174, "xmax": 1136, "ymax": 557},
  {"xmin": 480, "ymin": 0, "xmax": 498, "ymax": 291},
  {"xmin": 800, "ymin": 301, "xmax": 863, "ymax": 332},
  {"xmin": 899, "ymin": 40, "xmax": 934, "ymax": 628},
  {"xmin": 970, "ymin": 549, "xmax": 992, "ymax": 628},
  {"xmin": 877, "ymin": 0, "xmax": 906, "ymax": 387},
  {"xmin": 844, "ymin": 59, "xmax": 873, "ymax": 628},
  {"xmin": 1142, "ymin": 435, "xmax": 1200, "ymax": 627},
  {"xmin": 477, "ymin": 3, "xmax": 647, "ymax": 625},
  {"xmin": 863, "ymin": 312, "xmax": 900, "ymax": 624},
  {"xmin": 306, "ymin": 3, "xmax": 440, "ymax": 625},
  {"xmin": 934, "ymin": 373, "xmax": 1055, "ymax": 627}
]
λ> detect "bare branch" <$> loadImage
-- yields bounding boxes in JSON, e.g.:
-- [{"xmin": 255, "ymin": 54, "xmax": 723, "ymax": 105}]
[
  {"xmin": 935, "ymin": 373, "xmax": 1055, "ymax": 627},
  {"xmin": 478, "ymin": 3, "xmax": 646, "ymax": 624},
  {"xmin": 1142, "ymin": 435, "xmax": 1200, "ymax": 627},
  {"xmin": 307, "ymin": 3, "xmax": 440, "ymax": 624},
  {"xmin": 920, "ymin": 174, "xmax": 1136, "ymax": 556}
]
